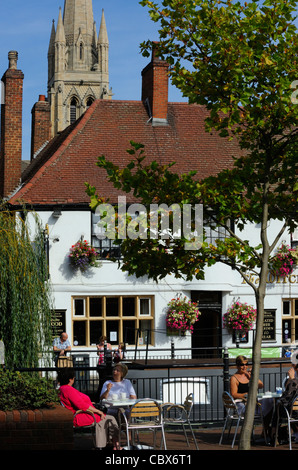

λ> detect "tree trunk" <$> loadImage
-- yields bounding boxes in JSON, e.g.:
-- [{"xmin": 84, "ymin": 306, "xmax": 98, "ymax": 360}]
[
  {"xmin": 238, "ymin": 291, "xmax": 265, "ymax": 449},
  {"xmin": 238, "ymin": 182, "xmax": 270, "ymax": 450}
]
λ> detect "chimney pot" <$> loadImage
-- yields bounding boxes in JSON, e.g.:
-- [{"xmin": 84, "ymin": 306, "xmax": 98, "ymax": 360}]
[{"xmin": 8, "ymin": 51, "xmax": 18, "ymax": 70}]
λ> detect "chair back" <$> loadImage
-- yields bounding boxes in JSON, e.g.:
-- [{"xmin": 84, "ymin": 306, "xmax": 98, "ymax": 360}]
[
  {"xmin": 183, "ymin": 393, "xmax": 194, "ymax": 417},
  {"xmin": 129, "ymin": 399, "xmax": 161, "ymax": 423},
  {"xmin": 290, "ymin": 395, "xmax": 298, "ymax": 417},
  {"xmin": 222, "ymin": 391, "xmax": 239, "ymax": 415}
]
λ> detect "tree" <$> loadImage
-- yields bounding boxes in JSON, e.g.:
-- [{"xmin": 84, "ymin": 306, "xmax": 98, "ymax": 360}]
[
  {"xmin": 87, "ymin": 0, "xmax": 298, "ymax": 449},
  {"xmin": 0, "ymin": 206, "xmax": 53, "ymax": 369}
]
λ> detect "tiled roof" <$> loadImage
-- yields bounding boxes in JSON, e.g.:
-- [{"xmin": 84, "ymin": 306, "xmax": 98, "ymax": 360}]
[{"xmin": 9, "ymin": 99, "xmax": 241, "ymax": 206}]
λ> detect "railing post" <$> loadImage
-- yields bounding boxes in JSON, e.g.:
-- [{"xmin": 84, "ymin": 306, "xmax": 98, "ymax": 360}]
[
  {"xmin": 104, "ymin": 340, "xmax": 107, "ymax": 364},
  {"xmin": 223, "ymin": 347, "xmax": 230, "ymax": 393},
  {"xmin": 171, "ymin": 339, "xmax": 175, "ymax": 359}
]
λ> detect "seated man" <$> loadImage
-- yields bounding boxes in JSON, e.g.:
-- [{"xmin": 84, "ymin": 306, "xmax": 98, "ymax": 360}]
[{"xmin": 53, "ymin": 332, "xmax": 71, "ymax": 366}]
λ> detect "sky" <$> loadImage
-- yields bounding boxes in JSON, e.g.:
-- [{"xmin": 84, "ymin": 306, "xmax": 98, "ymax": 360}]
[{"xmin": 0, "ymin": 0, "xmax": 186, "ymax": 160}]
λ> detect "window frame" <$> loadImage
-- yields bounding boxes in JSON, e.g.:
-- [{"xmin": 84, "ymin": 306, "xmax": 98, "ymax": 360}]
[
  {"xmin": 282, "ymin": 298, "xmax": 298, "ymax": 343},
  {"xmin": 72, "ymin": 295, "xmax": 154, "ymax": 347}
]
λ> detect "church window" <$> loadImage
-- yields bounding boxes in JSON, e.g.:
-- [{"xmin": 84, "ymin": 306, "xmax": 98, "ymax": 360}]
[
  {"xmin": 80, "ymin": 43, "xmax": 84, "ymax": 61},
  {"xmin": 86, "ymin": 97, "xmax": 94, "ymax": 109},
  {"xmin": 70, "ymin": 97, "xmax": 78, "ymax": 124}
]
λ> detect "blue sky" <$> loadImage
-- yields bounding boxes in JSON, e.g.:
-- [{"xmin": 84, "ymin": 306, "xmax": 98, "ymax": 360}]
[{"xmin": 0, "ymin": 0, "xmax": 186, "ymax": 160}]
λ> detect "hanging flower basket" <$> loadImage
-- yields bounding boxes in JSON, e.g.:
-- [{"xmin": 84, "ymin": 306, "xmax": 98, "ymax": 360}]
[
  {"xmin": 166, "ymin": 296, "xmax": 201, "ymax": 335},
  {"xmin": 68, "ymin": 240, "xmax": 101, "ymax": 272},
  {"xmin": 270, "ymin": 243, "xmax": 297, "ymax": 277},
  {"xmin": 223, "ymin": 301, "xmax": 257, "ymax": 333}
]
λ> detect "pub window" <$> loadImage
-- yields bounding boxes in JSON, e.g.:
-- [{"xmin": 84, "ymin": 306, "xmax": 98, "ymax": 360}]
[
  {"xmin": 282, "ymin": 299, "xmax": 298, "ymax": 343},
  {"xmin": 72, "ymin": 295, "xmax": 154, "ymax": 347}
]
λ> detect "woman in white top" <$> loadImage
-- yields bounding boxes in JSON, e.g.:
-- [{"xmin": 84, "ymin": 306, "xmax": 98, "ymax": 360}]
[{"xmin": 100, "ymin": 363, "xmax": 136, "ymax": 408}]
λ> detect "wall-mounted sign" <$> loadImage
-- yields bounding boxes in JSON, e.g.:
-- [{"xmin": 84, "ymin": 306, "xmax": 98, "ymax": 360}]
[
  {"xmin": 262, "ymin": 309, "xmax": 276, "ymax": 341},
  {"xmin": 51, "ymin": 310, "xmax": 66, "ymax": 340}
]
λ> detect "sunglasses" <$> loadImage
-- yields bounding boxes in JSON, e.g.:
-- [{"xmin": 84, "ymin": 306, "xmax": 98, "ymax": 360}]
[{"xmin": 239, "ymin": 362, "xmax": 248, "ymax": 366}]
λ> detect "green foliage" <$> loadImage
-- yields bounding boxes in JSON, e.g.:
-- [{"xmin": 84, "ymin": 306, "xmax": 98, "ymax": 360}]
[
  {"xmin": 0, "ymin": 206, "xmax": 53, "ymax": 369},
  {"xmin": 140, "ymin": 0, "xmax": 298, "ymax": 147},
  {"xmin": 0, "ymin": 369, "xmax": 59, "ymax": 411},
  {"xmin": 137, "ymin": 0, "xmax": 298, "ymax": 449}
]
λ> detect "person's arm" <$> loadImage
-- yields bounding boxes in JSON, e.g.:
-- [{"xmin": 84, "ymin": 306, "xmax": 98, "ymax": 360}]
[
  {"xmin": 127, "ymin": 380, "xmax": 137, "ymax": 399},
  {"xmin": 100, "ymin": 381, "xmax": 113, "ymax": 400},
  {"xmin": 86, "ymin": 404, "xmax": 106, "ymax": 419},
  {"xmin": 246, "ymin": 368, "xmax": 263, "ymax": 389},
  {"xmin": 288, "ymin": 367, "xmax": 296, "ymax": 380}
]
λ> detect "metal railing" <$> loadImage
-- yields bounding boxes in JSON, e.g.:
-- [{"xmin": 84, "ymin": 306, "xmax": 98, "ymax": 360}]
[{"xmin": 13, "ymin": 345, "xmax": 292, "ymax": 424}]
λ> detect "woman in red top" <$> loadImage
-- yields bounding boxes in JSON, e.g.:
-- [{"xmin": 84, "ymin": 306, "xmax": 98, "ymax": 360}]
[{"xmin": 58, "ymin": 368, "xmax": 120, "ymax": 449}]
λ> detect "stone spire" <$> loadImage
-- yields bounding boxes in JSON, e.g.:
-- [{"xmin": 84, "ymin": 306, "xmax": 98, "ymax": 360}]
[
  {"xmin": 98, "ymin": 9, "xmax": 108, "ymax": 45},
  {"xmin": 47, "ymin": 1, "xmax": 112, "ymax": 137}
]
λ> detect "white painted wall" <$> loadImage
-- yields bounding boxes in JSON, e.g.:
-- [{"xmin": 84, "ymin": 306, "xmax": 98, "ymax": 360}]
[{"xmin": 28, "ymin": 210, "xmax": 298, "ymax": 358}]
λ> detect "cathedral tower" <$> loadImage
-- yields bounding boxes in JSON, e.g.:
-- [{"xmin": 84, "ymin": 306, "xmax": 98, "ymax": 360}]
[{"xmin": 47, "ymin": 0, "xmax": 112, "ymax": 136}]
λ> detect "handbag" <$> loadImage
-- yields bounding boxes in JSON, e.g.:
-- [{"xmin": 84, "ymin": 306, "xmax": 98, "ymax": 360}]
[
  {"xmin": 57, "ymin": 356, "xmax": 73, "ymax": 368},
  {"xmin": 94, "ymin": 403, "xmax": 108, "ymax": 414}
]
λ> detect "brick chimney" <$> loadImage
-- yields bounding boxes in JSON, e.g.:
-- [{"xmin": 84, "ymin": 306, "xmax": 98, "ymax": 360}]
[
  {"xmin": 142, "ymin": 43, "xmax": 169, "ymax": 125},
  {"xmin": 31, "ymin": 94, "xmax": 51, "ymax": 160},
  {"xmin": 0, "ymin": 51, "xmax": 24, "ymax": 199}
]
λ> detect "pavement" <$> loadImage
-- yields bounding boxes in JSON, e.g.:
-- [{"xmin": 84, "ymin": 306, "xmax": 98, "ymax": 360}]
[{"xmin": 73, "ymin": 424, "xmax": 295, "ymax": 453}]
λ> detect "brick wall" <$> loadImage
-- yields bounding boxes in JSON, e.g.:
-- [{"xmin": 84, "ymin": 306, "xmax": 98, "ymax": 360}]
[{"xmin": 0, "ymin": 404, "xmax": 74, "ymax": 451}]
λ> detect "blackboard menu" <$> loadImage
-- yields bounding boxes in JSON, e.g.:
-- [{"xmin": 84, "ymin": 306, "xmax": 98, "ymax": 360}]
[
  {"xmin": 51, "ymin": 310, "xmax": 66, "ymax": 340},
  {"xmin": 262, "ymin": 309, "xmax": 276, "ymax": 341}
]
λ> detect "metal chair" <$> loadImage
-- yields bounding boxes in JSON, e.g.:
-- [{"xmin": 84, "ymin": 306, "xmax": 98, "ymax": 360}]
[
  {"xmin": 118, "ymin": 399, "xmax": 167, "ymax": 450},
  {"xmin": 219, "ymin": 391, "xmax": 267, "ymax": 448},
  {"xmin": 61, "ymin": 402, "xmax": 97, "ymax": 448},
  {"xmin": 219, "ymin": 392, "xmax": 245, "ymax": 448},
  {"xmin": 274, "ymin": 394, "xmax": 298, "ymax": 450},
  {"xmin": 161, "ymin": 393, "xmax": 199, "ymax": 450}
]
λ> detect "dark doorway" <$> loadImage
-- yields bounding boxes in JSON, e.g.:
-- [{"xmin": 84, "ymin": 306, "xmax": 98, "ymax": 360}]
[{"xmin": 191, "ymin": 291, "xmax": 222, "ymax": 358}]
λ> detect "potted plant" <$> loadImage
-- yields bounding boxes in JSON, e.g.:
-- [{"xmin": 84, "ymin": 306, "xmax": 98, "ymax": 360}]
[
  {"xmin": 166, "ymin": 296, "xmax": 200, "ymax": 335},
  {"xmin": 68, "ymin": 240, "xmax": 101, "ymax": 272},
  {"xmin": 270, "ymin": 243, "xmax": 297, "ymax": 277},
  {"xmin": 223, "ymin": 300, "xmax": 257, "ymax": 333}
]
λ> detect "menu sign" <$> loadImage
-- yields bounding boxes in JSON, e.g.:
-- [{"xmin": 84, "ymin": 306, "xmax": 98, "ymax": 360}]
[
  {"xmin": 51, "ymin": 310, "xmax": 66, "ymax": 339},
  {"xmin": 262, "ymin": 309, "xmax": 276, "ymax": 341}
]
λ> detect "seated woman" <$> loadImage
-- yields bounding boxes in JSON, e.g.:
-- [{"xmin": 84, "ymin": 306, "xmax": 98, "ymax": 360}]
[
  {"xmin": 58, "ymin": 367, "xmax": 121, "ymax": 450},
  {"xmin": 230, "ymin": 355, "xmax": 272, "ymax": 438},
  {"xmin": 100, "ymin": 363, "xmax": 136, "ymax": 416},
  {"xmin": 230, "ymin": 355, "xmax": 264, "ymax": 411}
]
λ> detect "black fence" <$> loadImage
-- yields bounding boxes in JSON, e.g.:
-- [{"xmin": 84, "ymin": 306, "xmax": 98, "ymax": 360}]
[{"xmin": 14, "ymin": 346, "xmax": 292, "ymax": 424}]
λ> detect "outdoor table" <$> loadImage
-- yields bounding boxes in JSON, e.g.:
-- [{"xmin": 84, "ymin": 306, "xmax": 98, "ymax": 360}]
[
  {"xmin": 102, "ymin": 398, "xmax": 163, "ymax": 408},
  {"xmin": 102, "ymin": 398, "xmax": 164, "ymax": 450},
  {"xmin": 257, "ymin": 392, "xmax": 282, "ymax": 430},
  {"xmin": 257, "ymin": 392, "xmax": 281, "ymax": 400},
  {"xmin": 257, "ymin": 392, "xmax": 281, "ymax": 412}
]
